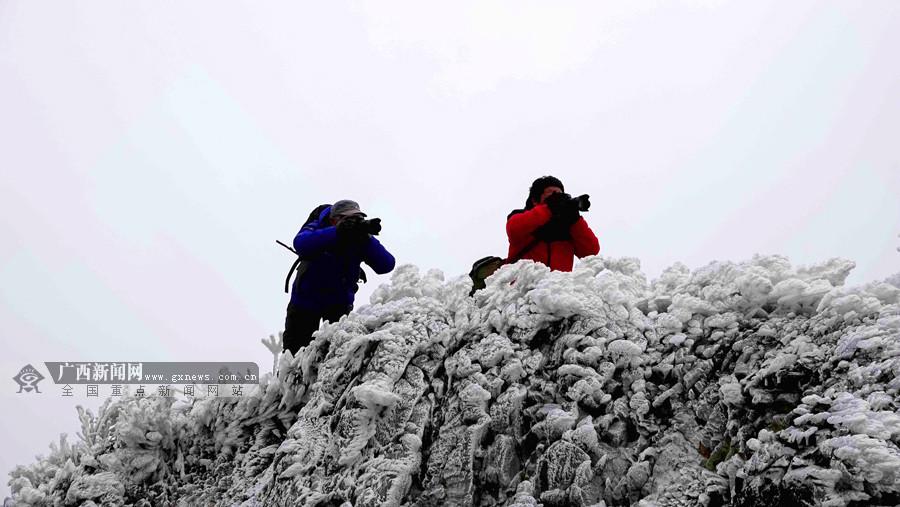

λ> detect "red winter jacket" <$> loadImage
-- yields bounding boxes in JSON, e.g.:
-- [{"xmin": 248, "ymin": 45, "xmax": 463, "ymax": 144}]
[{"xmin": 506, "ymin": 204, "xmax": 600, "ymax": 272}]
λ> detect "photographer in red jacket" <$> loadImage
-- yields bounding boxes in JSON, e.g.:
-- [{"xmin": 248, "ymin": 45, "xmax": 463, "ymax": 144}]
[{"xmin": 506, "ymin": 176, "xmax": 600, "ymax": 271}]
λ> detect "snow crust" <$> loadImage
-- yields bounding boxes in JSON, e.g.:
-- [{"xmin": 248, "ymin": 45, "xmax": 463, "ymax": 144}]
[{"xmin": 8, "ymin": 255, "xmax": 900, "ymax": 507}]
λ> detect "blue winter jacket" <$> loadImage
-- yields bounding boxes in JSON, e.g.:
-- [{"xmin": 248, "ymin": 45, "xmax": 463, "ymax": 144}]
[{"xmin": 290, "ymin": 206, "xmax": 396, "ymax": 311}]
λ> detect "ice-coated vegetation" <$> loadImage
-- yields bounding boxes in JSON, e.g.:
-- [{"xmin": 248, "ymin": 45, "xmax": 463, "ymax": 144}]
[{"xmin": 8, "ymin": 255, "xmax": 900, "ymax": 506}]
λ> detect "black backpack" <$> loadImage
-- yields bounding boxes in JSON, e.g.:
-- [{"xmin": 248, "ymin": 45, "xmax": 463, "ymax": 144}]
[
  {"xmin": 469, "ymin": 209, "xmax": 542, "ymax": 296},
  {"xmin": 468, "ymin": 240, "xmax": 542, "ymax": 296},
  {"xmin": 280, "ymin": 204, "xmax": 367, "ymax": 294}
]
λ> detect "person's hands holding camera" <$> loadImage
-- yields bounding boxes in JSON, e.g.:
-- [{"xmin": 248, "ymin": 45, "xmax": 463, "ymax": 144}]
[
  {"xmin": 336, "ymin": 216, "xmax": 382, "ymax": 249},
  {"xmin": 560, "ymin": 198, "xmax": 581, "ymax": 224},
  {"xmin": 336, "ymin": 215, "xmax": 366, "ymax": 241},
  {"xmin": 543, "ymin": 192, "xmax": 580, "ymax": 224},
  {"xmin": 543, "ymin": 191, "xmax": 569, "ymax": 216}
]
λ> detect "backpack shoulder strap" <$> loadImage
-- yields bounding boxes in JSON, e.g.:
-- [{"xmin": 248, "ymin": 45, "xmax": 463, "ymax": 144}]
[
  {"xmin": 506, "ymin": 237, "xmax": 542, "ymax": 264},
  {"xmin": 284, "ymin": 257, "xmax": 302, "ymax": 293}
]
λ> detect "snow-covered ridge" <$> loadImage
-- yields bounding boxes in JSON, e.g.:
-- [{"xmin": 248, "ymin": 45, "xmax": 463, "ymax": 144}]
[{"xmin": 8, "ymin": 255, "xmax": 900, "ymax": 506}]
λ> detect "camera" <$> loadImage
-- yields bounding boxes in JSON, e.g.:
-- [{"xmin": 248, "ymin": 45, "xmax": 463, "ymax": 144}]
[
  {"xmin": 545, "ymin": 192, "xmax": 591, "ymax": 216},
  {"xmin": 340, "ymin": 215, "xmax": 382, "ymax": 236}
]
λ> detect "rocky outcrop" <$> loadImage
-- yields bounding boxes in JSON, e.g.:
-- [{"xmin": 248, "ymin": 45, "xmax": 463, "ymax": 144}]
[{"xmin": 8, "ymin": 255, "xmax": 900, "ymax": 506}]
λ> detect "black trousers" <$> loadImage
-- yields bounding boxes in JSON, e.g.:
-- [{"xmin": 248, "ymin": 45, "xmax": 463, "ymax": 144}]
[{"xmin": 282, "ymin": 303, "xmax": 350, "ymax": 355}]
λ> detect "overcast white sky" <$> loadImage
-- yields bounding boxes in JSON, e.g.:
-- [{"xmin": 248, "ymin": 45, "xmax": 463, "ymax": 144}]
[{"xmin": 2, "ymin": 1, "xmax": 899, "ymax": 497}]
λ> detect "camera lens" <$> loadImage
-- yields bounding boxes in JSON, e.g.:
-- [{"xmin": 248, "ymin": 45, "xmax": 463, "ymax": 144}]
[{"xmin": 576, "ymin": 194, "xmax": 590, "ymax": 211}]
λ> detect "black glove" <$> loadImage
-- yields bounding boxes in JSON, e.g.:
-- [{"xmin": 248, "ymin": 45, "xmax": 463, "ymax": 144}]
[
  {"xmin": 543, "ymin": 191, "xmax": 569, "ymax": 216},
  {"xmin": 336, "ymin": 216, "xmax": 367, "ymax": 245},
  {"xmin": 336, "ymin": 216, "xmax": 382, "ymax": 250},
  {"xmin": 562, "ymin": 198, "xmax": 582, "ymax": 224},
  {"xmin": 545, "ymin": 192, "xmax": 580, "ymax": 225}
]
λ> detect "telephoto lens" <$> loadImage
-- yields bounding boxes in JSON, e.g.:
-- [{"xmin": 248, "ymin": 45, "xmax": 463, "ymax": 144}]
[
  {"xmin": 364, "ymin": 218, "xmax": 382, "ymax": 235},
  {"xmin": 574, "ymin": 194, "xmax": 591, "ymax": 212}
]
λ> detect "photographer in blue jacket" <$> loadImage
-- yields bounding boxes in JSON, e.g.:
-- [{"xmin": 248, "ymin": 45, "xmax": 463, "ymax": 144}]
[{"xmin": 282, "ymin": 200, "xmax": 395, "ymax": 354}]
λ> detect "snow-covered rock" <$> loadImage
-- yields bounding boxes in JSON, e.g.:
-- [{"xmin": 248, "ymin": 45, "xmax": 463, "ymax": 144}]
[{"xmin": 8, "ymin": 256, "xmax": 900, "ymax": 507}]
